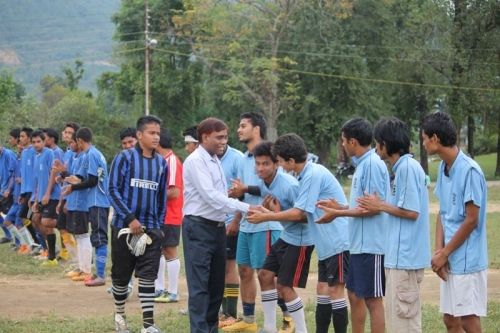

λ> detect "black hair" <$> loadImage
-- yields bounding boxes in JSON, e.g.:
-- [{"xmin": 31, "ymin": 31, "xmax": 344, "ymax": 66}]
[
  {"xmin": 341, "ymin": 117, "xmax": 373, "ymax": 146},
  {"xmin": 422, "ymin": 112, "xmax": 457, "ymax": 147},
  {"xmin": 253, "ymin": 141, "xmax": 277, "ymax": 163},
  {"xmin": 30, "ymin": 129, "xmax": 45, "ymax": 140},
  {"xmin": 119, "ymin": 127, "xmax": 136, "ymax": 141},
  {"xmin": 21, "ymin": 127, "xmax": 33, "ymax": 137},
  {"xmin": 75, "ymin": 127, "xmax": 93, "ymax": 143},
  {"xmin": 272, "ymin": 133, "xmax": 308, "ymax": 163},
  {"xmin": 182, "ymin": 126, "xmax": 198, "ymax": 140},
  {"xmin": 197, "ymin": 118, "xmax": 228, "ymax": 143},
  {"xmin": 159, "ymin": 128, "xmax": 173, "ymax": 149},
  {"xmin": 373, "ymin": 117, "xmax": 410, "ymax": 156},
  {"xmin": 64, "ymin": 122, "xmax": 80, "ymax": 133},
  {"xmin": 240, "ymin": 112, "xmax": 267, "ymax": 139},
  {"xmin": 44, "ymin": 128, "xmax": 59, "ymax": 144},
  {"xmin": 137, "ymin": 115, "xmax": 162, "ymax": 131},
  {"xmin": 9, "ymin": 128, "xmax": 20, "ymax": 139}
]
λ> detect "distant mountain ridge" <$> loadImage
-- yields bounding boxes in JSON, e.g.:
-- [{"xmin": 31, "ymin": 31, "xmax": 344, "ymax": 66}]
[{"xmin": 0, "ymin": 0, "xmax": 121, "ymax": 95}]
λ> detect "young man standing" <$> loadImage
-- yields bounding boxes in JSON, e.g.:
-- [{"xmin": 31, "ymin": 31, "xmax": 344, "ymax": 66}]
[
  {"xmin": 0, "ymin": 142, "xmax": 20, "ymax": 246},
  {"xmin": 357, "ymin": 117, "xmax": 430, "ymax": 332},
  {"xmin": 120, "ymin": 127, "xmax": 138, "ymax": 150},
  {"xmin": 223, "ymin": 112, "xmax": 283, "ymax": 333},
  {"xmin": 422, "ymin": 112, "xmax": 487, "ymax": 333},
  {"xmin": 183, "ymin": 126, "xmax": 199, "ymax": 155},
  {"xmin": 155, "ymin": 129, "xmax": 183, "ymax": 303},
  {"xmin": 248, "ymin": 134, "xmax": 350, "ymax": 333},
  {"xmin": 317, "ymin": 118, "xmax": 390, "ymax": 333},
  {"xmin": 108, "ymin": 115, "xmax": 167, "ymax": 333},
  {"xmin": 31, "ymin": 130, "xmax": 62, "ymax": 266}
]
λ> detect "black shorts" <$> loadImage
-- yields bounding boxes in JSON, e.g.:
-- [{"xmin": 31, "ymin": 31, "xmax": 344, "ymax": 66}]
[
  {"xmin": 18, "ymin": 193, "xmax": 32, "ymax": 219},
  {"xmin": 318, "ymin": 251, "xmax": 350, "ymax": 286},
  {"xmin": 56, "ymin": 201, "xmax": 67, "ymax": 230},
  {"xmin": 0, "ymin": 194, "xmax": 13, "ymax": 214},
  {"xmin": 111, "ymin": 226, "xmax": 163, "ymax": 285},
  {"xmin": 262, "ymin": 238, "xmax": 314, "ymax": 288},
  {"xmin": 161, "ymin": 224, "xmax": 181, "ymax": 248},
  {"xmin": 40, "ymin": 200, "xmax": 58, "ymax": 219},
  {"xmin": 226, "ymin": 233, "xmax": 238, "ymax": 260},
  {"xmin": 67, "ymin": 210, "xmax": 89, "ymax": 235}
]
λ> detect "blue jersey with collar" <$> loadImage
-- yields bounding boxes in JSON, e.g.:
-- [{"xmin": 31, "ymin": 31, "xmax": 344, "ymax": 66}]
[
  {"xmin": 434, "ymin": 150, "xmax": 487, "ymax": 274},
  {"xmin": 349, "ymin": 148, "xmax": 390, "ymax": 255},
  {"xmin": 12, "ymin": 153, "xmax": 21, "ymax": 201},
  {"xmin": 294, "ymin": 162, "xmax": 349, "ymax": 260},
  {"xmin": 33, "ymin": 148, "xmax": 61, "ymax": 201},
  {"xmin": 238, "ymin": 151, "xmax": 283, "ymax": 233},
  {"xmin": 66, "ymin": 152, "xmax": 88, "ymax": 212},
  {"xmin": 52, "ymin": 146, "xmax": 64, "ymax": 162},
  {"xmin": 0, "ymin": 148, "xmax": 17, "ymax": 194},
  {"xmin": 259, "ymin": 170, "xmax": 312, "ymax": 246},
  {"xmin": 220, "ymin": 146, "xmax": 244, "ymax": 225},
  {"xmin": 78, "ymin": 146, "xmax": 110, "ymax": 209},
  {"xmin": 385, "ymin": 154, "xmax": 430, "ymax": 269},
  {"xmin": 20, "ymin": 145, "xmax": 36, "ymax": 194}
]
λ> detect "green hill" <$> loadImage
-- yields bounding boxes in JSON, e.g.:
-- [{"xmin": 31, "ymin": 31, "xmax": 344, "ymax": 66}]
[{"xmin": 0, "ymin": 0, "xmax": 121, "ymax": 95}]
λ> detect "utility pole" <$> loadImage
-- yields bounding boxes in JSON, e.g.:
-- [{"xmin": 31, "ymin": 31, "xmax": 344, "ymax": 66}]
[{"xmin": 144, "ymin": 0, "xmax": 150, "ymax": 115}]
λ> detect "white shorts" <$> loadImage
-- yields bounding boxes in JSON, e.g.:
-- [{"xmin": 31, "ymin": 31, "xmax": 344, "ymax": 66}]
[{"xmin": 440, "ymin": 269, "xmax": 487, "ymax": 317}]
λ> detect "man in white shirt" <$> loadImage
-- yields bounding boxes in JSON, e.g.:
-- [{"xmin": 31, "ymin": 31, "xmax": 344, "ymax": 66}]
[{"xmin": 183, "ymin": 117, "xmax": 259, "ymax": 333}]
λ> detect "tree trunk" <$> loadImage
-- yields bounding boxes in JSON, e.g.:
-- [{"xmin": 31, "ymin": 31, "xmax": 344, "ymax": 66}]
[
  {"xmin": 496, "ymin": 111, "xmax": 500, "ymax": 177},
  {"xmin": 417, "ymin": 94, "xmax": 428, "ymax": 175},
  {"xmin": 467, "ymin": 112, "xmax": 475, "ymax": 158}
]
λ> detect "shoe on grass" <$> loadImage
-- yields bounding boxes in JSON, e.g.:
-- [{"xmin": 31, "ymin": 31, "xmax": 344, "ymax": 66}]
[
  {"xmin": 154, "ymin": 292, "xmax": 178, "ymax": 303},
  {"xmin": 278, "ymin": 316, "xmax": 295, "ymax": 333},
  {"xmin": 222, "ymin": 318, "xmax": 258, "ymax": 332},
  {"xmin": 114, "ymin": 313, "xmax": 130, "ymax": 333},
  {"xmin": 141, "ymin": 325, "xmax": 162, "ymax": 333},
  {"xmin": 40, "ymin": 258, "xmax": 58, "ymax": 267}
]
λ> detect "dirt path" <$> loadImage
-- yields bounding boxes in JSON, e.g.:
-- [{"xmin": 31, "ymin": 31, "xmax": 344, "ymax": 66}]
[{"xmin": 1, "ymin": 269, "xmax": 500, "ymax": 320}]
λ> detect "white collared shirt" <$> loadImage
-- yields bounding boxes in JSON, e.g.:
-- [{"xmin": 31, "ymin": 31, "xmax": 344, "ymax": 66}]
[{"xmin": 183, "ymin": 145, "xmax": 249, "ymax": 221}]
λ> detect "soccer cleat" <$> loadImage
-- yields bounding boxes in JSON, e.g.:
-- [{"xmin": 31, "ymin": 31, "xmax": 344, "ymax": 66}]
[
  {"xmin": 71, "ymin": 272, "xmax": 92, "ymax": 282},
  {"xmin": 29, "ymin": 244, "xmax": 42, "ymax": 255},
  {"xmin": 219, "ymin": 315, "xmax": 237, "ymax": 328},
  {"xmin": 114, "ymin": 313, "xmax": 130, "ymax": 333},
  {"xmin": 0, "ymin": 237, "xmax": 11, "ymax": 244},
  {"xmin": 35, "ymin": 249, "xmax": 48, "ymax": 260},
  {"xmin": 154, "ymin": 292, "xmax": 178, "ymax": 303},
  {"xmin": 41, "ymin": 258, "xmax": 58, "ymax": 267},
  {"xmin": 57, "ymin": 248, "xmax": 70, "ymax": 261},
  {"xmin": 85, "ymin": 276, "xmax": 106, "ymax": 287},
  {"xmin": 17, "ymin": 244, "xmax": 30, "ymax": 254},
  {"xmin": 65, "ymin": 269, "xmax": 82, "ymax": 278},
  {"xmin": 140, "ymin": 326, "xmax": 162, "ymax": 333},
  {"xmin": 153, "ymin": 289, "xmax": 164, "ymax": 298},
  {"xmin": 84, "ymin": 274, "xmax": 97, "ymax": 283},
  {"xmin": 278, "ymin": 316, "xmax": 295, "ymax": 333},
  {"xmin": 222, "ymin": 318, "xmax": 258, "ymax": 332}
]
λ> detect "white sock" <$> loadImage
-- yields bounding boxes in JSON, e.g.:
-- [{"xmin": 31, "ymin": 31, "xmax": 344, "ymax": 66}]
[
  {"xmin": 6, "ymin": 224, "xmax": 23, "ymax": 245},
  {"xmin": 19, "ymin": 226, "xmax": 34, "ymax": 246},
  {"xmin": 286, "ymin": 297, "xmax": 307, "ymax": 333},
  {"xmin": 76, "ymin": 234, "xmax": 92, "ymax": 273},
  {"xmin": 261, "ymin": 289, "xmax": 278, "ymax": 332},
  {"xmin": 166, "ymin": 257, "xmax": 180, "ymax": 295},
  {"xmin": 155, "ymin": 255, "xmax": 166, "ymax": 291}
]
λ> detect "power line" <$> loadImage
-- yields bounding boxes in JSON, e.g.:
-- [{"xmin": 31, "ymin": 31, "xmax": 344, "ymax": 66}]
[{"xmin": 153, "ymin": 48, "xmax": 500, "ymax": 93}]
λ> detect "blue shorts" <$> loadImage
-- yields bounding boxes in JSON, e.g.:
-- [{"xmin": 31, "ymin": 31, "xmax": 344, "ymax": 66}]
[
  {"xmin": 236, "ymin": 230, "xmax": 280, "ymax": 269},
  {"xmin": 346, "ymin": 253, "xmax": 385, "ymax": 298}
]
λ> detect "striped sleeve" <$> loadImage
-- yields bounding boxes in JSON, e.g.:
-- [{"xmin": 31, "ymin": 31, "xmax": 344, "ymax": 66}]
[
  {"xmin": 108, "ymin": 151, "xmax": 135, "ymax": 224},
  {"xmin": 157, "ymin": 157, "xmax": 168, "ymax": 225}
]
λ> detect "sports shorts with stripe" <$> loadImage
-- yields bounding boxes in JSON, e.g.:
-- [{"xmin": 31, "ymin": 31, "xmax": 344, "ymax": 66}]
[
  {"xmin": 346, "ymin": 253, "xmax": 385, "ymax": 298},
  {"xmin": 262, "ymin": 238, "xmax": 314, "ymax": 288},
  {"xmin": 318, "ymin": 251, "xmax": 350, "ymax": 286}
]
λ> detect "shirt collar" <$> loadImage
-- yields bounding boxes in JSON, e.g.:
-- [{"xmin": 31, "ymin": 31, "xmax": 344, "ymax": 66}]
[
  {"xmin": 352, "ymin": 148, "xmax": 374, "ymax": 167},
  {"xmin": 297, "ymin": 161, "xmax": 312, "ymax": 181},
  {"xmin": 392, "ymin": 153, "xmax": 412, "ymax": 172},
  {"xmin": 198, "ymin": 145, "xmax": 219, "ymax": 163}
]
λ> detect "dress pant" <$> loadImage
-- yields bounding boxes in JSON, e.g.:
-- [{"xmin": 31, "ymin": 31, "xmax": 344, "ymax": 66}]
[{"xmin": 183, "ymin": 215, "xmax": 226, "ymax": 333}]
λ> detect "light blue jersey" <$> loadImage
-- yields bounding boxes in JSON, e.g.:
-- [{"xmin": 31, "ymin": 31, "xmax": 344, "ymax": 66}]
[
  {"xmin": 0, "ymin": 148, "xmax": 17, "ymax": 194},
  {"xmin": 52, "ymin": 145, "xmax": 64, "ymax": 163},
  {"xmin": 258, "ymin": 170, "xmax": 312, "ymax": 246},
  {"xmin": 434, "ymin": 150, "xmax": 487, "ymax": 274},
  {"xmin": 78, "ymin": 146, "xmax": 110, "ymax": 209},
  {"xmin": 294, "ymin": 162, "xmax": 349, "ymax": 260},
  {"xmin": 385, "ymin": 154, "xmax": 430, "ymax": 269},
  {"xmin": 66, "ymin": 152, "xmax": 88, "ymax": 212},
  {"xmin": 20, "ymin": 146, "xmax": 36, "ymax": 194},
  {"xmin": 349, "ymin": 149, "xmax": 390, "ymax": 255},
  {"xmin": 33, "ymin": 148, "xmax": 61, "ymax": 201},
  {"xmin": 220, "ymin": 146, "xmax": 244, "ymax": 225},
  {"xmin": 238, "ymin": 151, "xmax": 282, "ymax": 233}
]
